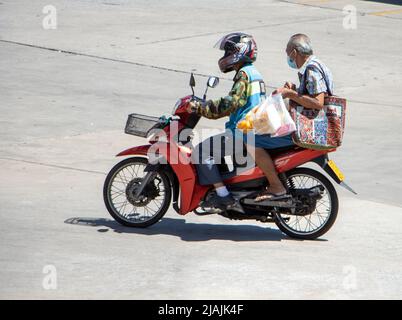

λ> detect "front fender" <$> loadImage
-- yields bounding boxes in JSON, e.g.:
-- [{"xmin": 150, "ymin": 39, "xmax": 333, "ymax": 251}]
[{"xmin": 116, "ymin": 144, "xmax": 151, "ymax": 157}]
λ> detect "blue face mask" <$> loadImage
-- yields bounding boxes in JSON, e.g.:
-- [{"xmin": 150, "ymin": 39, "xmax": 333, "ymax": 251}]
[{"xmin": 287, "ymin": 55, "xmax": 298, "ymax": 69}]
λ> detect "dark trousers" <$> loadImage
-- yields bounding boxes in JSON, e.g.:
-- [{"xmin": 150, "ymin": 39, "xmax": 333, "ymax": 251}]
[{"xmin": 192, "ymin": 130, "xmax": 253, "ymax": 185}]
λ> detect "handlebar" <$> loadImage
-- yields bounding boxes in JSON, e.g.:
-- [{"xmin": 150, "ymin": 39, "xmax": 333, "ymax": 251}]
[
  {"xmin": 190, "ymin": 95, "xmax": 205, "ymax": 103},
  {"xmin": 188, "ymin": 96, "xmax": 207, "ymax": 113}
]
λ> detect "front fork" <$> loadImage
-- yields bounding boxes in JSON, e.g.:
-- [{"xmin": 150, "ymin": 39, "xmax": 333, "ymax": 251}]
[
  {"xmin": 133, "ymin": 171, "xmax": 157, "ymax": 200},
  {"xmin": 138, "ymin": 163, "xmax": 180, "ymax": 213}
]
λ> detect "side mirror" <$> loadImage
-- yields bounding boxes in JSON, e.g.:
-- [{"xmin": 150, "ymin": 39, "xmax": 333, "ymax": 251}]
[
  {"xmin": 189, "ymin": 73, "xmax": 195, "ymax": 96},
  {"xmin": 189, "ymin": 73, "xmax": 196, "ymax": 88},
  {"xmin": 207, "ymin": 76, "xmax": 219, "ymax": 88},
  {"xmin": 203, "ymin": 76, "xmax": 219, "ymax": 100}
]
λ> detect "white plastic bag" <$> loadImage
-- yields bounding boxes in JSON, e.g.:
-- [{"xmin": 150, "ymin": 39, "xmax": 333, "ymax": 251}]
[
  {"xmin": 238, "ymin": 94, "xmax": 296, "ymax": 137},
  {"xmin": 268, "ymin": 93, "xmax": 296, "ymax": 137},
  {"xmin": 254, "ymin": 95, "xmax": 281, "ymax": 135}
]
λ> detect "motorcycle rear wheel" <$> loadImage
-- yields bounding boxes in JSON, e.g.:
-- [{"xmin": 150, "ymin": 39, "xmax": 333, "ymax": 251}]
[
  {"xmin": 273, "ymin": 167, "xmax": 339, "ymax": 240},
  {"xmin": 103, "ymin": 157, "xmax": 171, "ymax": 228}
]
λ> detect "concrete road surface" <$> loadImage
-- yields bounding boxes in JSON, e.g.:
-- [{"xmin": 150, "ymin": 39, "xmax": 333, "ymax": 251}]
[{"xmin": 0, "ymin": 0, "xmax": 401, "ymax": 299}]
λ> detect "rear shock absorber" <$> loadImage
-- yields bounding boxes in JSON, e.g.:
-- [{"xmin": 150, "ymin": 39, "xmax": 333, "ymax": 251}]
[
  {"xmin": 284, "ymin": 173, "xmax": 296, "ymax": 192},
  {"xmin": 278, "ymin": 172, "xmax": 292, "ymax": 192}
]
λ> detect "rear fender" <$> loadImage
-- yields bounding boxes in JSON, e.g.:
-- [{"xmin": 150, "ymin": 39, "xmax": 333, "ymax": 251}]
[{"xmin": 312, "ymin": 155, "xmax": 341, "ymax": 183}]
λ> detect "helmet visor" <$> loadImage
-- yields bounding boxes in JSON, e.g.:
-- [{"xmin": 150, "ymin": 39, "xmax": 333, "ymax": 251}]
[
  {"xmin": 213, "ymin": 32, "xmax": 251, "ymax": 50},
  {"xmin": 213, "ymin": 33, "xmax": 241, "ymax": 51},
  {"xmin": 214, "ymin": 35, "xmax": 231, "ymax": 50}
]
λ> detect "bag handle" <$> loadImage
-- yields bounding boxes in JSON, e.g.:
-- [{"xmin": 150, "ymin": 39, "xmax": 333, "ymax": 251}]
[{"xmin": 304, "ymin": 64, "xmax": 333, "ymax": 96}]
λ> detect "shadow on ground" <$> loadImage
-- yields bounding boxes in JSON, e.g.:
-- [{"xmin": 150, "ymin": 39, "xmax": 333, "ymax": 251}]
[
  {"xmin": 365, "ymin": 0, "xmax": 402, "ymax": 5},
  {"xmin": 65, "ymin": 216, "xmax": 293, "ymax": 242}
]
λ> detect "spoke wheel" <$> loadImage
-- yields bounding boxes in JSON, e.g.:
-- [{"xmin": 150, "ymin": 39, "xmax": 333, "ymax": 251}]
[
  {"xmin": 273, "ymin": 167, "xmax": 338, "ymax": 240},
  {"xmin": 103, "ymin": 157, "xmax": 171, "ymax": 228}
]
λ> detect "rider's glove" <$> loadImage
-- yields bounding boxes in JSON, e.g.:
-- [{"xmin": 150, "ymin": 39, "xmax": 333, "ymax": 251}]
[{"xmin": 188, "ymin": 100, "xmax": 203, "ymax": 113}]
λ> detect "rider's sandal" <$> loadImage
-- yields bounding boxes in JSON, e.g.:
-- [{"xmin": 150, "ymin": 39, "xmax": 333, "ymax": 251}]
[{"xmin": 254, "ymin": 190, "xmax": 291, "ymax": 202}]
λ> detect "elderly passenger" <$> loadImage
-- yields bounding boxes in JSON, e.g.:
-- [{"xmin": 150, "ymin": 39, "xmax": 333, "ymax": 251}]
[{"xmin": 247, "ymin": 33, "xmax": 334, "ymax": 201}]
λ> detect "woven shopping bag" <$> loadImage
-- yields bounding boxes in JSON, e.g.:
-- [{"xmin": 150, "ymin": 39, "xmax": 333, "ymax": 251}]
[{"xmin": 290, "ymin": 96, "xmax": 346, "ymax": 150}]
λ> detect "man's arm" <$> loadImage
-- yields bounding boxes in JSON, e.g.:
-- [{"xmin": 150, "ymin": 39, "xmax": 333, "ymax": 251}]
[
  {"xmin": 274, "ymin": 87, "xmax": 324, "ymax": 110},
  {"xmin": 193, "ymin": 71, "xmax": 248, "ymax": 119},
  {"xmin": 288, "ymin": 91, "xmax": 325, "ymax": 110},
  {"xmin": 276, "ymin": 67, "xmax": 327, "ymax": 110}
]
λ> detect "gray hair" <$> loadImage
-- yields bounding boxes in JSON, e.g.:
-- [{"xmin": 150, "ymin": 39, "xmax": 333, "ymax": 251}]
[{"xmin": 288, "ymin": 34, "xmax": 313, "ymax": 56}]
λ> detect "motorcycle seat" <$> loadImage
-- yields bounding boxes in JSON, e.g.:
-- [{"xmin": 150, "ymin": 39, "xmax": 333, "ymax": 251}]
[{"xmin": 265, "ymin": 145, "xmax": 303, "ymax": 157}]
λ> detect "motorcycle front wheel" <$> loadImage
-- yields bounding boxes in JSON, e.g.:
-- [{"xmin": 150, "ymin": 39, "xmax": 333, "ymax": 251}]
[
  {"xmin": 103, "ymin": 157, "xmax": 171, "ymax": 228},
  {"xmin": 273, "ymin": 167, "xmax": 339, "ymax": 240}
]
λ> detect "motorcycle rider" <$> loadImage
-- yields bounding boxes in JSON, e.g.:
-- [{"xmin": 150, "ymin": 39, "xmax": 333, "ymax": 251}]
[{"xmin": 188, "ymin": 32, "xmax": 266, "ymax": 210}]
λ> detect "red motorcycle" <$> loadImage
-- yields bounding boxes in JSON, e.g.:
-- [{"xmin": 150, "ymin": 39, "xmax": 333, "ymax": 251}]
[{"xmin": 103, "ymin": 74, "xmax": 356, "ymax": 240}]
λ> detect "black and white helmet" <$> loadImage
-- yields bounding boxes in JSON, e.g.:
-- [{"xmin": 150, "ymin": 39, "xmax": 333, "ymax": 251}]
[{"xmin": 214, "ymin": 32, "xmax": 257, "ymax": 73}]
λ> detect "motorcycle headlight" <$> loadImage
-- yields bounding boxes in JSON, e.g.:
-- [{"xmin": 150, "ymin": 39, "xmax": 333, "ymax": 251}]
[{"xmin": 172, "ymin": 99, "xmax": 182, "ymax": 114}]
